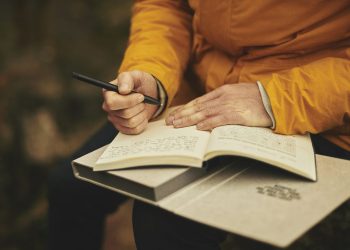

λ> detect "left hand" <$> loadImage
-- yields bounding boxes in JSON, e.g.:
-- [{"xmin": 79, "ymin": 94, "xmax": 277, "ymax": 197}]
[{"xmin": 165, "ymin": 83, "xmax": 272, "ymax": 130}]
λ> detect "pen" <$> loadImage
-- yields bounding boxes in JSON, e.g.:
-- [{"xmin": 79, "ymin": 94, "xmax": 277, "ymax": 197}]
[{"xmin": 72, "ymin": 72, "xmax": 160, "ymax": 105}]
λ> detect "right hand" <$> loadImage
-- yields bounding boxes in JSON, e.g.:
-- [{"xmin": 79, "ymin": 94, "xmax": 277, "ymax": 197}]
[{"xmin": 102, "ymin": 70, "xmax": 159, "ymax": 134}]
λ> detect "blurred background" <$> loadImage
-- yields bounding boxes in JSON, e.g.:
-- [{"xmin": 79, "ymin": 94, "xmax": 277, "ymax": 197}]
[
  {"xmin": 0, "ymin": 0, "xmax": 135, "ymax": 249},
  {"xmin": 0, "ymin": 1, "xmax": 349, "ymax": 250}
]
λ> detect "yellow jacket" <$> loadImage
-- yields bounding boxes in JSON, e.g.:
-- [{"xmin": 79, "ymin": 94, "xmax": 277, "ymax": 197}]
[{"xmin": 119, "ymin": 0, "xmax": 350, "ymax": 151}]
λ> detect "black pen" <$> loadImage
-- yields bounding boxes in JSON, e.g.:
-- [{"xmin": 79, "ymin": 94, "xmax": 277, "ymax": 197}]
[{"xmin": 72, "ymin": 72, "xmax": 160, "ymax": 105}]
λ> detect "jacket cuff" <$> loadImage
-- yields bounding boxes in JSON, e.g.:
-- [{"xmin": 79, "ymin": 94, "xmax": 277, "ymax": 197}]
[
  {"xmin": 152, "ymin": 76, "xmax": 168, "ymax": 119},
  {"xmin": 257, "ymin": 81, "xmax": 276, "ymax": 129}
]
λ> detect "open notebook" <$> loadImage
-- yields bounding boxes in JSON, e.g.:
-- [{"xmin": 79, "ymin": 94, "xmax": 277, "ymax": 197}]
[{"xmin": 94, "ymin": 120, "xmax": 316, "ymax": 181}]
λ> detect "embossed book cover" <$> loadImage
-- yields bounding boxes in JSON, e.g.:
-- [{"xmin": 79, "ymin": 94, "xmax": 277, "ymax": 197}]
[{"xmin": 72, "ymin": 150, "xmax": 350, "ymax": 247}]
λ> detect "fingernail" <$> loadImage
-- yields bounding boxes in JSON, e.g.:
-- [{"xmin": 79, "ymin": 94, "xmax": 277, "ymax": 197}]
[
  {"xmin": 119, "ymin": 83, "xmax": 129, "ymax": 92},
  {"xmin": 137, "ymin": 94, "xmax": 144, "ymax": 102}
]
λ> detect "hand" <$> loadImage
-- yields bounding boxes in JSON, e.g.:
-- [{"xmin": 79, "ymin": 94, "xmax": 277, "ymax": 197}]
[
  {"xmin": 102, "ymin": 70, "xmax": 158, "ymax": 134},
  {"xmin": 165, "ymin": 83, "xmax": 272, "ymax": 130}
]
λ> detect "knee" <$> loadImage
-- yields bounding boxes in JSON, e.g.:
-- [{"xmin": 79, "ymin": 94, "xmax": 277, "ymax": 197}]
[
  {"xmin": 48, "ymin": 159, "xmax": 99, "ymax": 205},
  {"xmin": 48, "ymin": 158, "xmax": 127, "ymax": 215},
  {"xmin": 132, "ymin": 201, "xmax": 168, "ymax": 249}
]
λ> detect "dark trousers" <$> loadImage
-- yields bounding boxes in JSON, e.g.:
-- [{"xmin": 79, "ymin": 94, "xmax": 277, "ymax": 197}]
[{"xmin": 48, "ymin": 122, "xmax": 350, "ymax": 250}]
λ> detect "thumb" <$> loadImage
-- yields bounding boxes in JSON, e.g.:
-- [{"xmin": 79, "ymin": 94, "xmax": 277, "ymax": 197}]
[{"xmin": 117, "ymin": 72, "xmax": 135, "ymax": 94}]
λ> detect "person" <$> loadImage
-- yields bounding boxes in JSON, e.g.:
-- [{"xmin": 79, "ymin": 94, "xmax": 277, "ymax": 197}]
[{"xmin": 48, "ymin": 0, "xmax": 350, "ymax": 249}]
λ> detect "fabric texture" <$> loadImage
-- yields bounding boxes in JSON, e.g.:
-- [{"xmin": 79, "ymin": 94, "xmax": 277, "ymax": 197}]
[{"xmin": 119, "ymin": 0, "xmax": 350, "ymax": 151}]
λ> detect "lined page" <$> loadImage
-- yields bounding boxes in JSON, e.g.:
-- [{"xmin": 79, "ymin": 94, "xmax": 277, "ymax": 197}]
[
  {"xmin": 96, "ymin": 120, "xmax": 210, "ymax": 168},
  {"xmin": 205, "ymin": 125, "xmax": 316, "ymax": 180}
]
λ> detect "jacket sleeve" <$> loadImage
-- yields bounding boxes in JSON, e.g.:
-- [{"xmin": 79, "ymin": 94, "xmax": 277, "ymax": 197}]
[
  {"xmin": 118, "ymin": 0, "xmax": 193, "ymax": 104},
  {"xmin": 260, "ymin": 54, "xmax": 350, "ymax": 135}
]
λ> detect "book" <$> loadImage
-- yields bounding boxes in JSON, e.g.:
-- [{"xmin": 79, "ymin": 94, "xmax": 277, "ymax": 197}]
[
  {"xmin": 72, "ymin": 150, "xmax": 350, "ymax": 248},
  {"xmin": 94, "ymin": 120, "xmax": 316, "ymax": 181},
  {"xmin": 73, "ymin": 146, "xmax": 208, "ymax": 201}
]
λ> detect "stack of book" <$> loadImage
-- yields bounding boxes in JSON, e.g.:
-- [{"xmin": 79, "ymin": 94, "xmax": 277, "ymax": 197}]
[{"xmin": 72, "ymin": 120, "xmax": 350, "ymax": 247}]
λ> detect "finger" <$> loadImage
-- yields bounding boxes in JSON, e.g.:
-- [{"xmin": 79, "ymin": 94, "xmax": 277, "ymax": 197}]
[
  {"xmin": 173, "ymin": 105, "xmax": 198, "ymax": 120},
  {"xmin": 173, "ymin": 98, "xmax": 224, "ymax": 120},
  {"xmin": 189, "ymin": 88, "xmax": 223, "ymax": 105},
  {"xmin": 103, "ymin": 91, "xmax": 144, "ymax": 110},
  {"xmin": 166, "ymin": 100, "xmax": 207, "ymax": 125},
  {"xmin": 167, "ymin": 100, "xmax": 201, "ymax": 121},
  {"xmin": 167, "ymin": 105, "xmax": 183, "ymax": 116},
  {"xmin": 172, "ymin": 105, "xmax": 221, "ymax": 128},
  {"xmin": 171, "ymin": 105, "xmax": 205, "ymax": 127},
  {"xmin": 165, "ymin": 106, "xmax": 184, "ymax": 125},
  {"xmin": 144, "ymin": 104, "xmax": 159, "ymax": 120},
  {"xmin": 167, "ymin": 90, "xmax": 222, "ymax": 122},
  {"xmin": 114, "ymin": 119, "xmax": 148, "ymax": 135},
  {"xmin": 118, "ymin": 72, "xmax": 135, "ymax": 94},
  {"xmin": 168, "ymin": 102, "xmax": 194, "ymax": 118},
  {"xmin": 166, "ymin": 107, "xmax": 195, "ymax": 125},
  {"xmin": 196, "ymin": 112, "xmax": 244, "ymax": 131},
  {"xmin": 110, "ymin": 78, "xmax": 118, "ymax": 86},
  {"xmin": 129, "ymin": 70, "xmax": 144, "ymax": 90},
  {"xmin": 108, "ymin": 110, "xmax": 147, "ymax": 128},
  {"xmin": 101, "ymin": 78, "xmax": 118, "ymax": 96},
  {"xmin": 168, "ymin": 98, "xmax": 222, "ymax": 126},
  {"xmin": 111, "ymin": 103, "xmax": 145, "ymax": 119},
  {"xmin": 172, "ymin": 112, "xmax": 206, "ymax": 128}
]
